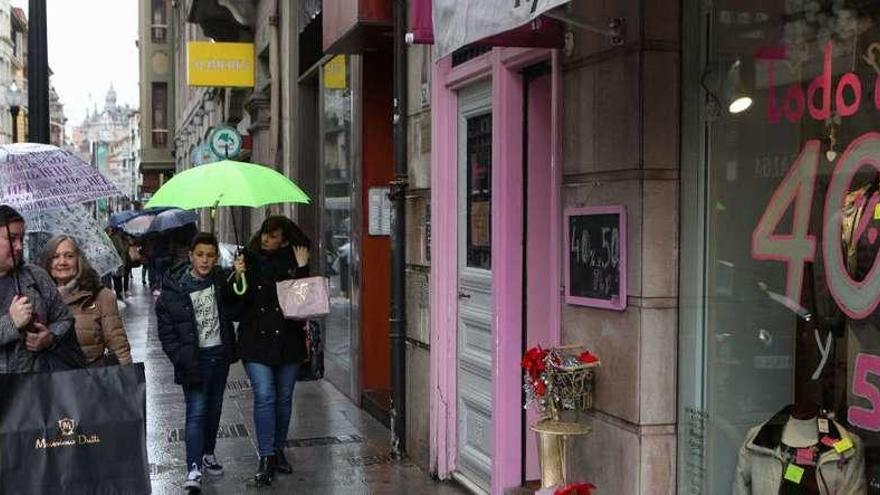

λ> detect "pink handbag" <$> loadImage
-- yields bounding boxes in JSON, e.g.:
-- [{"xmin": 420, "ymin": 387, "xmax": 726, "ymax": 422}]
[{"xmin": 276, "ymin": 276, "xmax": 330, "ymax": 320}]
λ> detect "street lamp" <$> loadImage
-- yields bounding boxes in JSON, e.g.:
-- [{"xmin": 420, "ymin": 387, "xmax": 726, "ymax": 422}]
[{"xmin": 6, "ymin": 81, "xmax": 23, "ymax": 143}]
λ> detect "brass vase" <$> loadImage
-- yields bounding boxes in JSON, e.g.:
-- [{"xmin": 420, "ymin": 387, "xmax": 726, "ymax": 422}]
[
  {"xmin": 536, "ymin": 429, "xmax": 567, "ymax": 488},
  {"xmin": 531, "ymin": 420, "xmax": 592, "ymax": 489}
]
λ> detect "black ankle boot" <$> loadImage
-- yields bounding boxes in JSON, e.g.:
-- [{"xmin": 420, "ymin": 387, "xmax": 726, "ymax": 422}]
[
  {"xmin": 255, "ymin": 455, "xmax": 274, "ymax": 485},
  {"xmin": 273, "ymin": 449, "xmax": 292, "ymax": 474}
]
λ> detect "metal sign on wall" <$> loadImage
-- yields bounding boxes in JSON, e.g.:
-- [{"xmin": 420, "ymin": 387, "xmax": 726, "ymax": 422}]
[
  {"xmin": 432, "ymin": 0, "xmax": 568, "ymax": 58},
  {"xmin": 368, "ymin": 187, "xmax": 392, "ymax": 236},
  {"xmin": 187, "ymin": 41, "xmax": 255, "ymax": 88},
  {"xmin": 324, "ymin": 56, "xmax": 347, "ymax": 90},
  {"xmin": 209, "ymin": 126, "xmax": 242, "ymax": 159}
]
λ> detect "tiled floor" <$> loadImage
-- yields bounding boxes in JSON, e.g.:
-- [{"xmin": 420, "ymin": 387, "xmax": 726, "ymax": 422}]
[{"xmin": 122, "ymin": 270, "xmax": 465, "ymax": 494}]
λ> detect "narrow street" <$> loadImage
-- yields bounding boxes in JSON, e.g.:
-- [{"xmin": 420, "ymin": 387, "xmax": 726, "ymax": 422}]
[{"xmin": 121, "ymin": 268, "xmax": 464, "ymax": 495}]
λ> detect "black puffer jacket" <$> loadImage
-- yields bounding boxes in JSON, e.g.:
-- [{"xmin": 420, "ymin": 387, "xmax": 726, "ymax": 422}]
[
  {"xmin": 155, "ymin": 263, "xmax": 238, "ymax": 385},
  {"xmin": 236, "ymin": 245, "xmax": 308, "ymax": 365}
]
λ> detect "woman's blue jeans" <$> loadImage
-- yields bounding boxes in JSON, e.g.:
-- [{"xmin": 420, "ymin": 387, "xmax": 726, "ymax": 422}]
[
  {"xmin": 182, "ymin": 346, "xmax": 229, "ymax": 469},
  {"xmin": 244, "ymin": 361, "xmax": 300, "ymax": 456}
]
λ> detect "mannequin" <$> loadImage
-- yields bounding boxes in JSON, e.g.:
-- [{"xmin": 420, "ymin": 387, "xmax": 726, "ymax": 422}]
[
  {"xmin": 783, "ymin": 402, "xmax": 822, "ymax": 494},
  {"xmin": 781, "ymin": 413, "xmax": 820, "ymax": 449},
  {"xmin": 733, "ymin": 403, "xmax": 865, "ymax": 494}
]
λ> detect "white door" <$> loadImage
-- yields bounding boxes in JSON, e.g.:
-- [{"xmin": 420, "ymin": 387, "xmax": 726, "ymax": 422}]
[{"xmin": 455, "ymin": 83, "xmax": 493, "ymax": 494}]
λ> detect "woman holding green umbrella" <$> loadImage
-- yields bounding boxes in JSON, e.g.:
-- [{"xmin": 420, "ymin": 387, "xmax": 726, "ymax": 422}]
[{"xmin": 233, "ymin": 215, "xmax": 310, "ymax": 485}]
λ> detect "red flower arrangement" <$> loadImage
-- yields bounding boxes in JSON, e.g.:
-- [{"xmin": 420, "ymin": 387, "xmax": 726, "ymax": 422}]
[
  {"xmin": 522, "ymin": 346, "xmax": 548, "ymax": 396},
  {"xmin": 555, "ymin": 482, "xmax": 597, "ymax": 495},
  {"xmin": 578, "ymin": 351, "xmax": 599, "ymax": 364}
]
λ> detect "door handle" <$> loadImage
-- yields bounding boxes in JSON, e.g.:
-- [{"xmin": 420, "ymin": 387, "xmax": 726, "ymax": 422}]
[{"xmin": 458, "ymin": 292, "xmax": 471, "ymax": 300}]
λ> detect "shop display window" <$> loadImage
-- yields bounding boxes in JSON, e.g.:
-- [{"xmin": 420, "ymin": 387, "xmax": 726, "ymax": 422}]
[
  {"xmin": 681, "ymin": 1, "xmax": 880, "ymax": 492},
  {"xmin": 321, "ymin": 55, "xmax": 354, "ymax": 377},
  {"xmin": 466, "ymin": 112, "xmax": 492, "ymax": 269}
]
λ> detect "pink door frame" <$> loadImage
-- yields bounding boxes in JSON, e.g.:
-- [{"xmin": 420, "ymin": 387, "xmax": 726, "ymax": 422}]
[
  {"xmin": 429, "ymin": 47, "xmax": 563, "ymax": 494},
  {"xmin": 525, "ymin": 69, "xmax": 554, "ymax": 481}
]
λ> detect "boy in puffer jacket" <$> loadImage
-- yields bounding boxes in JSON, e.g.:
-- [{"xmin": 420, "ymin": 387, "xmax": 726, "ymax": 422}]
[{"xmin": 155, "ymin": 232, "xmax": 238, "ymax": 492}]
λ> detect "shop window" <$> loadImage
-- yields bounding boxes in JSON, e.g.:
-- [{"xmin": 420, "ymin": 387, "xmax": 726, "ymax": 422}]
[
  {"xmin": 320, "ymin": 55, "xmax": 354, "ymax": 387},
  {"xmin": 452, "ymin": 45, "xmax": 491, "ymax": 67},
  {"xmin": 151, "ymin": 82, "xmax": 168, "ymax": 148},
  {"xmin": 151, "ymin": 0, "xmax": 167, "ymax": 43},
  {"xmin": 12, "ymin": 31, "xmax": 23, "ymax": 62},
  {"xmin": 680, "ymin": 1, "xmax": 880, "ymax": 492},
  {"xmin": 466, "ymin": 112, "xmax": 491, "ymax": 269}
]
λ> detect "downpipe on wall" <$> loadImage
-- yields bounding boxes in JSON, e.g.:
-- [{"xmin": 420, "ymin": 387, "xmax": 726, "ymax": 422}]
[
  {"xmin": 269, "ymin": 0, "xmax": 281, "ymax": 171},
  {"xmin": 389, "ymin": 0, "xmax": 409, "ymax": 458}
]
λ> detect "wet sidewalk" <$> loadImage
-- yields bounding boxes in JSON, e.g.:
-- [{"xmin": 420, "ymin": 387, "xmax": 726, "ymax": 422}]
[{"xmin": 121, "ymin": 270, "xmax": 464, "ymax": 495}]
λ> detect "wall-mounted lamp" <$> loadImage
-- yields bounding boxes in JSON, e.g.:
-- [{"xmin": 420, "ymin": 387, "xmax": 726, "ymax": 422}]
[
  {"xmin": 701, "ymin": 58, "xmax": 754, "ymax": 120},
  {"xmin": 725, "ymin": 59, "xmax": 753, "ymax": 114}
]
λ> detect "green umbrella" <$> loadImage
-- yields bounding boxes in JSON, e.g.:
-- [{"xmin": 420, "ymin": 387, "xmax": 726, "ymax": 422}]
[
  {"xmin": 145, "ymin": 160, "xmax": 311, "ymax": 296},
  {"xmin": 144, "ymin": 159, "xmax": 310, "ymax": 209}
]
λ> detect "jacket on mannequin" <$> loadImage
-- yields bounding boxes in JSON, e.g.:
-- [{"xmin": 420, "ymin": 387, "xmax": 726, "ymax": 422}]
[{"xmin": 733, "ymin": 406, "xmax": 865, "ymax": 494}]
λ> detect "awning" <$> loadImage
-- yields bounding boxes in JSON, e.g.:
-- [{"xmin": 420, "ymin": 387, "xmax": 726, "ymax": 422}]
[{"xmin": 414, "ymin": 0, "xmax": 568, "ymax": 59}]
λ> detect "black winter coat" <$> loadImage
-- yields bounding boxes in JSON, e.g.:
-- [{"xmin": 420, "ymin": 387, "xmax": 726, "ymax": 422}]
[
  {"xmin": 155, "ymin": 263, "xmax": 238, "ymax": 385},
  {"xmin": 236, "ymin": 245, "xmax": 309, "ymax": 366}
]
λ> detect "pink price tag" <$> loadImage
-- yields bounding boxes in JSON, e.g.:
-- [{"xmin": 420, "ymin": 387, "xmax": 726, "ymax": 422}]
[
  {"xmin": 795, "ymin": 448, "xmax": 815, "ymax": 466},
  {"xmin": 821, "ymin": 436, "xmax": 837, "ymax": 447}
]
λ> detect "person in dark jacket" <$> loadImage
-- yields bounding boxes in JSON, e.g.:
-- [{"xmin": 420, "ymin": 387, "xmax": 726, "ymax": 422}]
[
  {"xmin": 105, "ymin": 227, "xmax": 131, "ymax": 300},
  {"xmin": 233, "ymin": 215, "xmax": 310, "ymax": 485},
  {"xmin": 155, "ymin": 232, "xmax": 238, "ymax": 492},
  {"xmin": 0, "ymin": 205, "xmax": 76, "ymax": 373}
]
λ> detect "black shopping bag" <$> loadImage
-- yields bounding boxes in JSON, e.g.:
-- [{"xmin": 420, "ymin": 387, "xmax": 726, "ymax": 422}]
[{"xmin": 0, "ymin": 364, "xmax": 150, "ymax": 495}]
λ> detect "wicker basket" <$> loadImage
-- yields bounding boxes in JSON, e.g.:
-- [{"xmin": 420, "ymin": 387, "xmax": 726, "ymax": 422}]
[
  {"xmin": 545, "ymin": 360, "xmax": 596, "ymax": 420},
  {"xmin": 545, "ymin": 345, "xmax": 599, "ymax": 420}
]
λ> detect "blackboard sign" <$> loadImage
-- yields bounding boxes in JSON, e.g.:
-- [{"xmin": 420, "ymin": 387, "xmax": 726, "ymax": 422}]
[{"xmin": 564, "ymin": 206, "xmax": 627, "ymax": 310}]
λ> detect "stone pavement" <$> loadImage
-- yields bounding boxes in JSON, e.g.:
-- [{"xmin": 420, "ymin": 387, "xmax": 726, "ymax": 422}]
[{"xmin": 121, "ymin": 269, "xmax": 465, "ymax": 495}]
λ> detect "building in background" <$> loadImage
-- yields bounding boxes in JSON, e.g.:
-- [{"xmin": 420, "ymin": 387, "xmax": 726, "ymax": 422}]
[
  {"xmin": 127, "ymin": 110, "xmax": 142, "ymax": 204},
  {"xmin": 72, "ymin": 86, "xmax": 138, "ymax": 216},
  {"xmin": 138, "ymin": 0, "xmax": 175, "ymax": 198},
  {"xmin": 0, "ymin": 4, "xmax": 28, "ymax": 143},
  {"xmin": 0, "ymin": 1, "xmax": 13, "ymax": 143},
  {"xmin": 48, "ymin": 84, "xmax": 66, "ymax": 146},
  {"xmin": 0, "ymin": 3, "xmax": 65, "ymax": 146}
]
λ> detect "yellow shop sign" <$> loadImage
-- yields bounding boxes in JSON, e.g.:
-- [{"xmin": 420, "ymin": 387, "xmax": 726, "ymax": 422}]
[{"xmin": 187, "ymin": 42, "xmax": 255, "ymax": 87}]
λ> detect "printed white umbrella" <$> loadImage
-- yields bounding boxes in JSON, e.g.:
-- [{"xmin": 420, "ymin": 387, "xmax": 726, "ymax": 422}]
[
  {"xmin": 22, "ymin": 204, "xmax": 123, "ymax": 276},
  {"xmin": 0, "ymin": 143, "xmax": 122, "ymax": 212}
]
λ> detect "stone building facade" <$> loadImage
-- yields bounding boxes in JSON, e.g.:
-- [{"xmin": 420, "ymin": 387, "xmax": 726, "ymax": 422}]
[{"xmin": 72, "ymin": 87, "xmax": 139, "ymax": 214}]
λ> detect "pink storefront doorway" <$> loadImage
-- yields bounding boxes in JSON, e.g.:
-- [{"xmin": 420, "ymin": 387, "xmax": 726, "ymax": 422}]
[{"xmin": 430, "ymin": 47, "xmax": 563, "ymax": 494}]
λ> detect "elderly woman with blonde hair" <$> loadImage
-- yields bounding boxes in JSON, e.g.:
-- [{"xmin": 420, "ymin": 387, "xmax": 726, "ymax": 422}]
[{"xmin": 39, "ymin": 235, "xmax": 132, "ymax": 366}]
